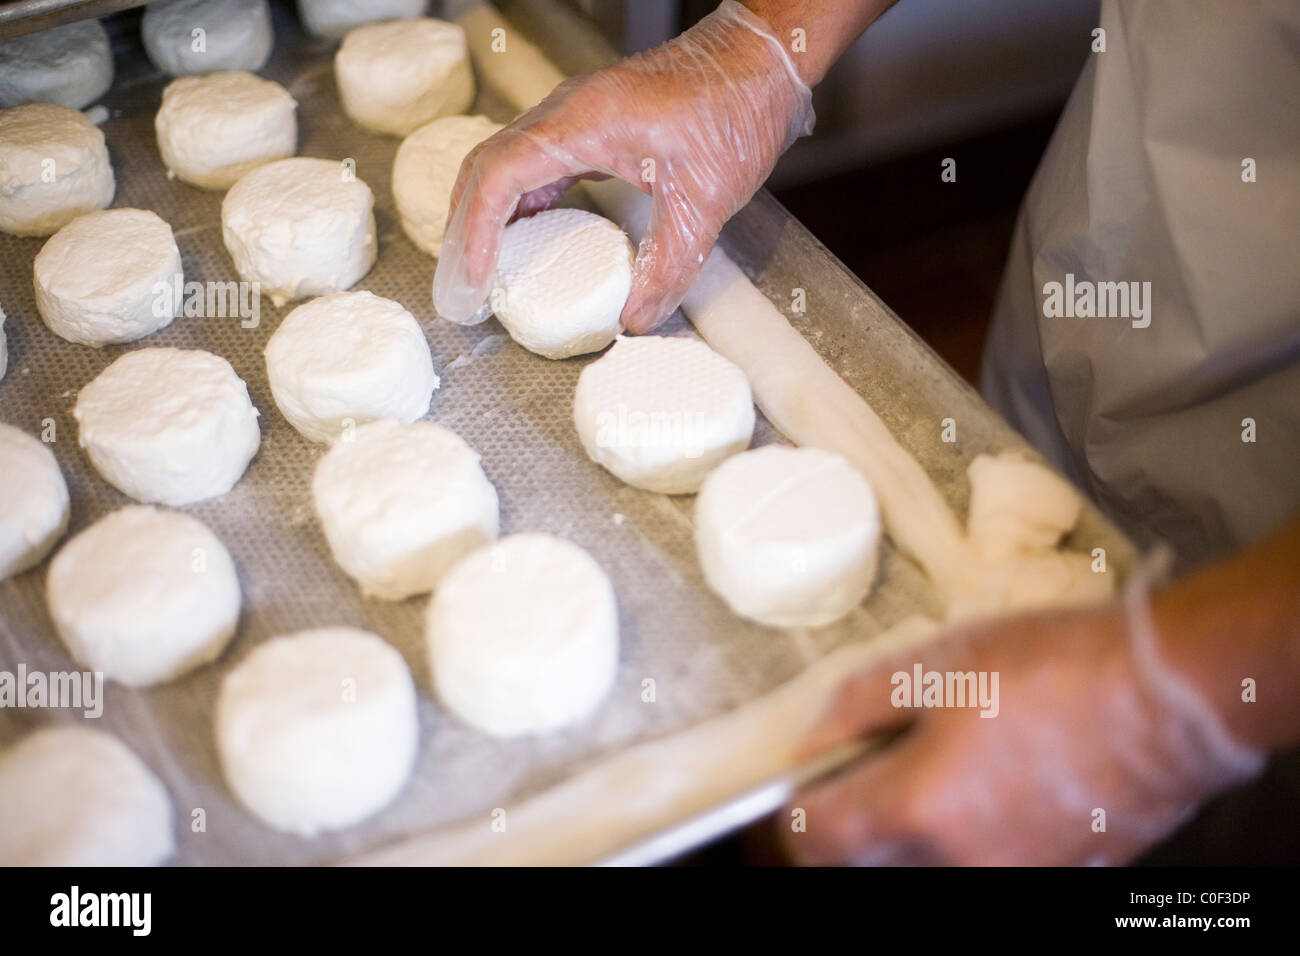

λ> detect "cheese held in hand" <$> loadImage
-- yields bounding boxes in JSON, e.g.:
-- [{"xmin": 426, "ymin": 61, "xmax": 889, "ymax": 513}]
[{"xmin": 486, "ymin": 208, "xmax": 634, "ymax": 359}]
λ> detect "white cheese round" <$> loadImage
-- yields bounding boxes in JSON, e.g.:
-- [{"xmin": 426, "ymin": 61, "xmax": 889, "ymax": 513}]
[
  {"xmin": 265, "ymin": 290, "xmax": 438, "ymax": 443},
  {"xmin": 46, "ymin": 506, "xmax": 241, "ymax": 687},
  {"xmin": 334, "ymin": 17, "xmax": 474, "ymax": 137},
  {"xmin": 74, "ymin": 347, "xmax": 261, "ymax": 506},
  {"xmin": 221, "ymin": 156, "xmax": 376, "ymax": 307},
  {"xmin": 0, "ymin": 423, "xmax": 70, "ymax": 581},
  {"xmin": 155, "ymin": 71, "xmax": 297, "ymax": 190},
  {"xmin": 574, "ymin": 335, "xmax": 754, "ymax": 493},
  {"xmin": 215, "ymin": 627, "xmax": 419, "ymax": 836},
  {"xmin": 0, "ymin": 726, "xmax": 174, "ymax": 866},
  {"xmin": 392, "ymin": 113, "xmax": 502, "ymax": 257},
  {"xmin": 426, "ymin": 533, "xmax": 619, "ymax": 738},
  {"xmin": 312, "ymin": 419, "xmax": 498, "ymax": 600},
  {"xmin": 142, "ymin": 0, "xmax": 273, "ymax": 76},
  {"xmin": 0, "ymin": 19, "xmax": 113, "ymax": 110},
  {"xmin": 34, "ymin": 208, "xmax": 182, "ymax": 346},
  {"xmin": 694, "ymin": 445, "xmax": 882, "ymax": 628},
  {"xmin": 0, "ymin": 103, "xmax": 114, "ymax": 237},
  {"xmin": 489, "ymin": 208, "xmax": 633, "ymax": 358},
  {"xmin": 298, "ymin": 0, "xmax": 428, "ymax": 40}
]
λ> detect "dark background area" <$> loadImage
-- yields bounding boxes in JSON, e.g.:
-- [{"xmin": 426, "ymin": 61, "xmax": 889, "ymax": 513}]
[{"xmin": 772, "ymin": 115, "xmax": 1060, "ymax": 386}]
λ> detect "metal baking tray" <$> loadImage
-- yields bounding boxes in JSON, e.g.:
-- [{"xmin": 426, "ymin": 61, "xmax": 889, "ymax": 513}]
[{"xmin": 0, "ymin": 0, "xmax": 1134, "ymax": 865}]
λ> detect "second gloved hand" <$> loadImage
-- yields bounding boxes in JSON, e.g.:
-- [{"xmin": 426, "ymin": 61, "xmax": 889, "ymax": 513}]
[
  {"xmin": 433, "ymin": 0, "xmax": 814, "ymax": 332},
  {"xmin": 781, "ymin": 585, "xmax": 1265, "ymax": 866}
]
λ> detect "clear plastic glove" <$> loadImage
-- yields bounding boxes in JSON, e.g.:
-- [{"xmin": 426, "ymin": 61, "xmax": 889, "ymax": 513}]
[
  {"xmin": 433, "ymin": 0, "xmax": 814, "ymax": 332},
  {"xmin": 781, "ymin": 574, "xmax": 1265, "ymax": 865}
]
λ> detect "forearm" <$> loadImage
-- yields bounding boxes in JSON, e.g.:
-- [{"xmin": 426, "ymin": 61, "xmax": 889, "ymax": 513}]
[
  {"xmin": 742, "ymin": 0, "xmax": 900, "ymax": 86},
  {"xmin": 1153, "ymin": 514, "xmax": 1300, "ymax": 751}
]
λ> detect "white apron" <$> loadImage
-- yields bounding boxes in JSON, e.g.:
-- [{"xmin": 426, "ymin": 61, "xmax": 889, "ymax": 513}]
[{"xmin": 981, "ymin": 0, "xmax": 1300, "ymax": 566}]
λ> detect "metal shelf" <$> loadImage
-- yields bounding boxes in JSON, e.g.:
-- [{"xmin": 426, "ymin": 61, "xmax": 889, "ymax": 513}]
[{"xmin": 0, "ymin": 0, "xmax": 152, "ymax": 40}]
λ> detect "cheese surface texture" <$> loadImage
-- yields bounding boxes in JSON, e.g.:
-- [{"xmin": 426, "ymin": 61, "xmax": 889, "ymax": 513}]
[
  {"xmin": 0, "ymin": 423, "xmax": 69, "ymax": 580},
  {"xmin": 35, "ymin": 208, "xmax": 182, "ymax": 346},
  {"xmin": 74, "ymin": 347, "xmax": 261, "ymax": 505},
  {"xmin": 574, "ymin": 334, "xmax": 754, "ymax": 494},
  {"xmin": 142, "ymin": 0, "xmax": 273, "ymax": 76},
  {"xmin": 0, "ymin": 103, "xmax": 115, "ymax": 237},
  {"xmin": 490, "ymin": 208, "xmax": 633, "ymax": 358},
  {"xmin": 392, "ymin": 113, "xmax": 502, "ymax": 257},
  {"xmin": 266, "ymin": 291, "xmax": 438, "ymax": 443},
  {"xmin": 46, "ymin": 506, "xmax": 241, "ymax": 687},
  {"xmin": 426, "ymin": 533, "xmax": 619, "ymax": 738},
  {"xmin": 0, "ymin": 19, "xmax": 113, "ymax": 110},
  {"xmin": 312, "ymin": 420, "xmax": 499, "ymax": 599},
  {"xmin": 222, "ymin": 157, "xmax": 376, "ymax": 307},
  {"xmin": 335, "ymin": 18, "xmax": 474, "ymax": 137},
  {"xmin": 694, "ymin": 445, "xmax": 882, "ymax": 628},
  {"xmin": 155, "ymin": 71, "xmax": 297, "ymax": 190},
  {"xmin": 215, "ymin": 627, "xmax": 418, "ymax": 836},
  {"xmin": 0, "ymin": 726, "xmax": 174, "ymax": 866}
]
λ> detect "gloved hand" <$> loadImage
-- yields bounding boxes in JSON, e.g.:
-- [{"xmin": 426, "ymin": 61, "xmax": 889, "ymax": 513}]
[
  {"xmin": 781, "ymin": 575, "xmax": 1265, "ymax": 865},
  {"xmin": 433, "ymin": 0, "xmax": 815, "ymax": 332}
]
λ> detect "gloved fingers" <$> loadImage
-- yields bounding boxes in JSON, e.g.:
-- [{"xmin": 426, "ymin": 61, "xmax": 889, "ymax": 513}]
[
  {"xmin": 433, "ymin": 128, "xmax": 596, "ymax": 324},
  {"xmin": 514, "ymin": 175, "xmax": 583, "ymax": 220},
  {"xmin": 780, "ymin": 739, "xmax": 932, "ymax": 866},
  {"xmin": 619, "ymin": 183, "xmax": 722, "ymax": 334},
  {"xmin": 797, "ymin": 654, "xmax": 926, "ymax": 759}
]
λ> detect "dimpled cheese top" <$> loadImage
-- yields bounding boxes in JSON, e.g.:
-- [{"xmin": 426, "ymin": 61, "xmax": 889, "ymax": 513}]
[
  {"xmin": 265, "ymin": 291, "xmax": 438, "ymax": 443},
  {"xmin": 312, "ymin": 420, "xmax": 499, "ymax": 599},
  {"xmin": 573, "ymin": 334, "xmax": 755, "ymax": 494},
  {"xmin": 492, "ymin": 208, "xmax": 634, "ymax": 359},
  {"xmin": 0, "ymin": 19, "xmax": 114, "ymax": 110},
  {"xmin": 221, "ymin": 157, "xmax": 376, "ymax": 307},
  {"xmin": 34, "ymin": 208, "xmax": 183, "ymax": 346},
  {"xmin": 142, "ymin": 0, "xmax": 273, "ymax": 76},
  {"xmin": 0, "ymin": 726, "xmax": 175, "ymax": 866},
  {"xmin": 694, "ymin": 445, "xmax": 882, "ymax": 629},
  {"xmin": 297, "ymin": 0, "xmax": 428, "ymax": 39},
  {"xmin": 74, "ymin": 347, "xmax": 261, "ymax": 506},
  {"xmin": 334, "ymin": 17, "xmax": 475, "ymax": 137},
  {"xmin": 0, "ymin": 103, "xmax": 115, "ymax": 237},
  {"xmin": 392, "ymin": 114, "xmax": 502, "ymax": 257},
  {"xmin": 155, "ymin": 71, "xmax": 298, "ymax": 190},
  {"xmin": 215, "ymin": 627, "xmax": 419, "ymax": 836},
  {"xmin": 46, "ymin": 506, "xmax": 241, "ymax": 687},
  {"xmin": 0, "ymin": 423, "xmax": 70, "ymax": 581}
]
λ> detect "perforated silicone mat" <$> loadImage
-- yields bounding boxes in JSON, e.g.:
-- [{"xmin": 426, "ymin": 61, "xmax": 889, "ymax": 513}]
[{"xmin": 0, "ymin": 5, "xmax": 1131, "ymax": 865}]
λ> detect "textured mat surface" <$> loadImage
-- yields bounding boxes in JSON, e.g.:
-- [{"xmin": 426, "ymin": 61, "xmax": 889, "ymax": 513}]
[{"xmin": 0, "ymin": 5, "xmax": 1127, "ymax": 865}]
